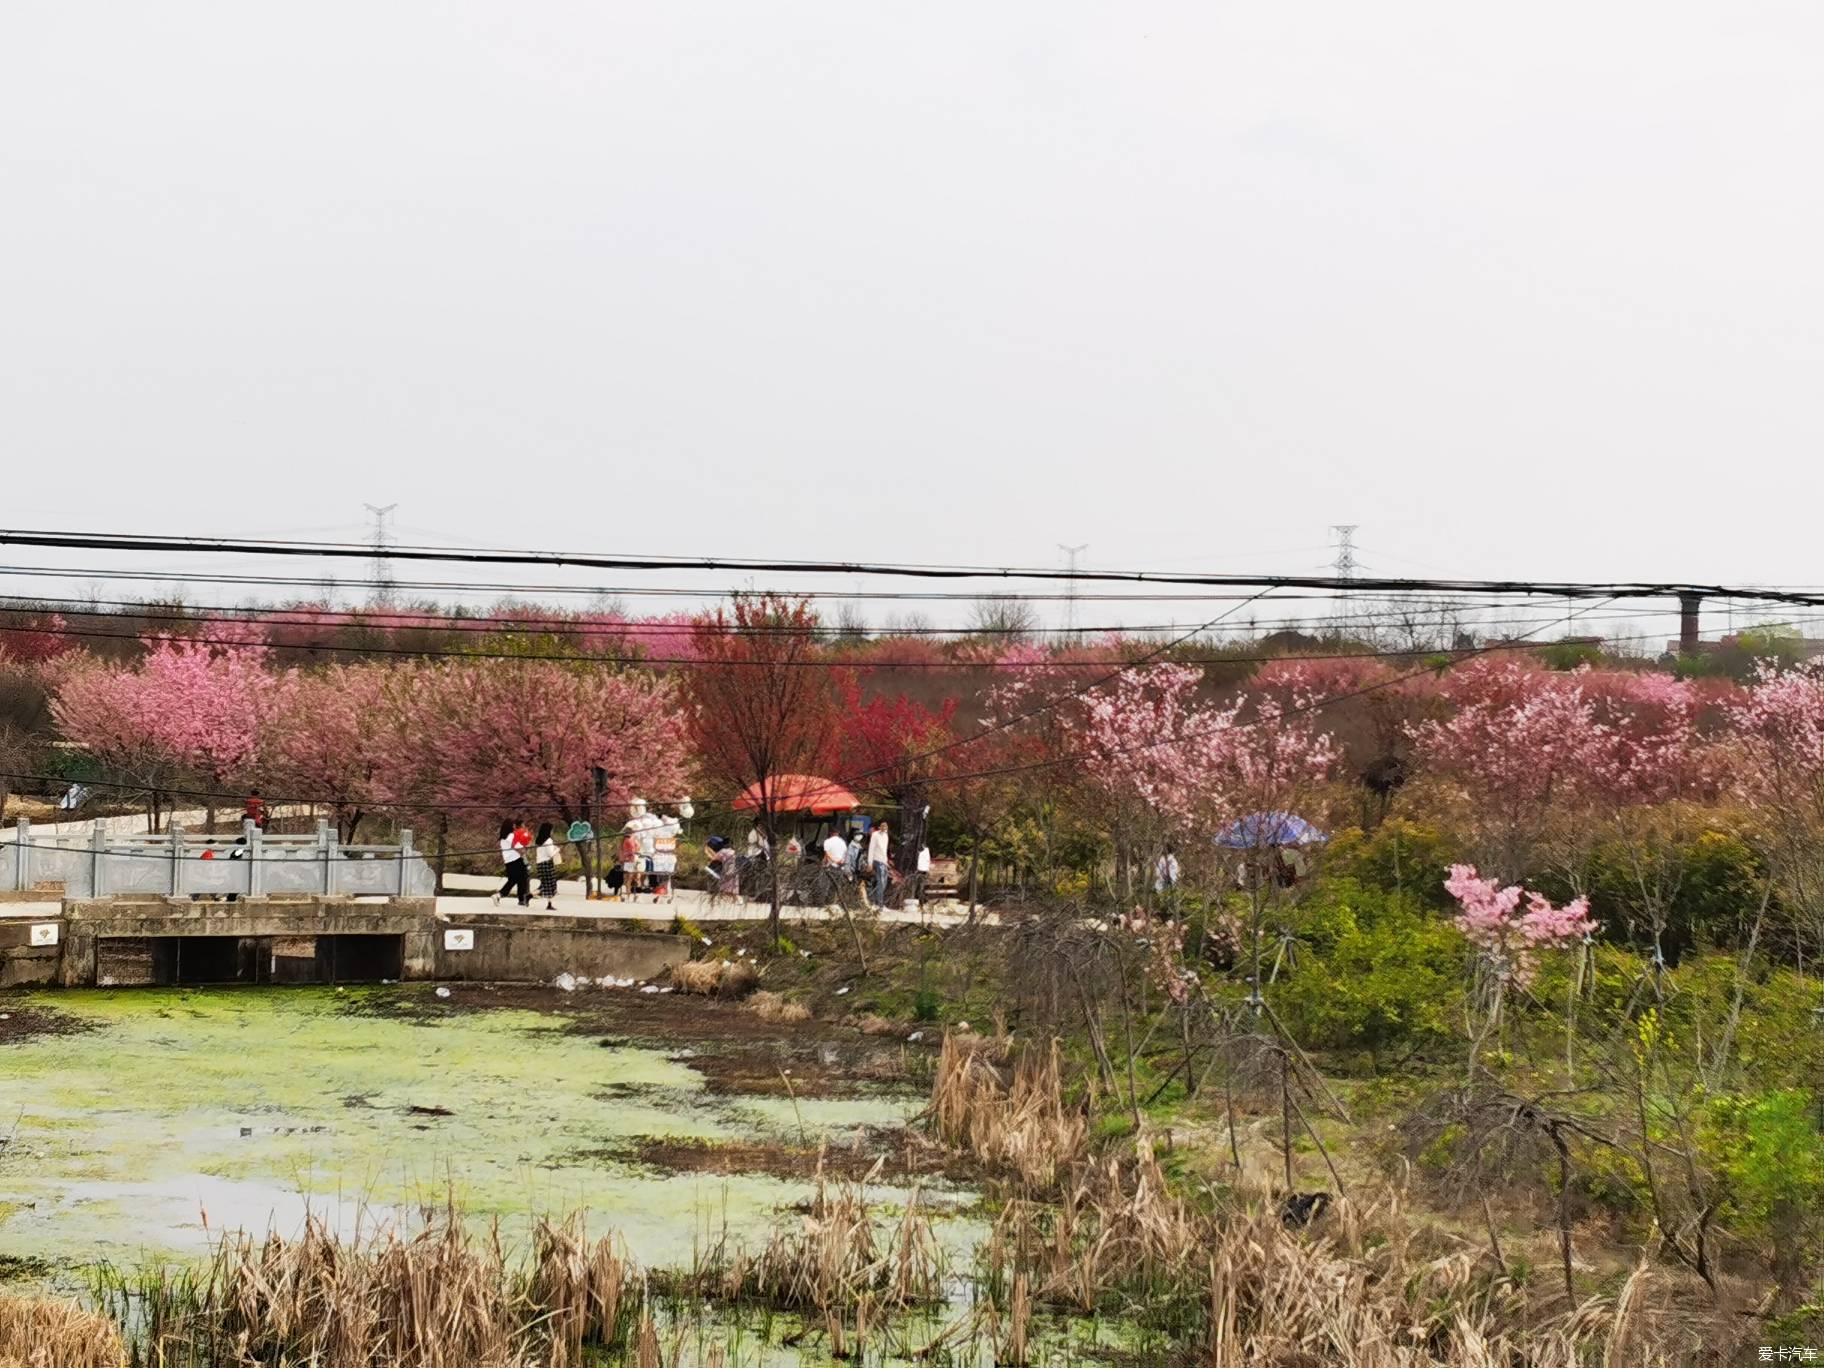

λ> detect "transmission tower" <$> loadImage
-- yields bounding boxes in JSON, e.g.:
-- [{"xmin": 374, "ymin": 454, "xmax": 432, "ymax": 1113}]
[
  {"xmin": 364, "ymin": 503, "xmax": 399, "ymax": 607},
  {"xmin": 1057, "ymin": 543, "xmax": 1088, "ymax": 635},
  {"xmin": 1330, "ymin": 524, "xmax": 1358, "ymax": 634}
]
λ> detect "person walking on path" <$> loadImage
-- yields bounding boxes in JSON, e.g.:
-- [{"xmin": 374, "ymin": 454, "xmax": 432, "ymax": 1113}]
[
  {"xmin": 820, "ymin": 828, "xmax": 848, "ymax": 907},
  {"xmin": 495, "ymin": 820, "xmax": 531, "ymax": 906},
  {"xmin": 868, "ymin": 820, "xmax": 891, "ymax": 908},
  {"xmin": 535, "ymin": 822, "xmax": 560, "ymax": 910}
]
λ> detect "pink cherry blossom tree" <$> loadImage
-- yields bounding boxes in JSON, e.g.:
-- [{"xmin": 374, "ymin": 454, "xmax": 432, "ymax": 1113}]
[
  {"xmin": 1444, "ymin": 862, "xmax": 1595, "ymax": 1076},
  {"xmin": 1725, "ymin": 664, "xmax": 1824, "ymax": 962},
  {"xmin": 258, "ymin": 663, "xmax": 394, "ymax": 841},
  {"xmin": 403, "ymin": 659, "xmax": 688, "ymax": 885},
  {"xmin": 1070, "ymin": 664, "xmax": 1216, "ymax": 900},
  {"xmin": 52, "ymin": 635, "xmax": 266, "ymax": 831},
  {"xmin": 1409, "ymin": 658, "xmax": 1614, "ymax": 879}
]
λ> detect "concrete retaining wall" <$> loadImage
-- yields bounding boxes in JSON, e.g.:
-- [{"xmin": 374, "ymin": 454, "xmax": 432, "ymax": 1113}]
[
  {"xmin": 0, "ymin": 897, "xmax": 689, "ymax": 988},
  {"xmin": 431, "ymin": 912, "xmax": 689, "ymax": 983}
]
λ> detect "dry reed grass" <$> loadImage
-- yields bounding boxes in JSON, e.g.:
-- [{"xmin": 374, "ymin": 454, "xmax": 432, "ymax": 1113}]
[
  {"xmin": 673, "ymin": 957, "xmax": 759, "ymax": 998},
  {"xmin": 680, "ymin": 1165, "xmax": 941, "ymax": 1315},
  {"xmin": 529, "ymin": 1218, "xmax": 637, "ymax": 1364},
  {"xmin": 926, "ymin": 1030, "xmax": 1740, "ymax": 1365},
  {"xmin": 977, "ymin": 1150, "xmax": 1740, "ymax": 1365},
  {"xmin": 748, "ymin": 989, "xmax": 811, "ymax": 1023},
  {"xmin": 102, "ymin": 1210, "xmax": 660, "ymax": 1368},
  {"xmin": 927, "ymin": 1032, "xmax": 1086, "ymax": 1190},
  {"xmin": 0, "ymin": 1295, "xmax": 125, "ymax": 1368}
]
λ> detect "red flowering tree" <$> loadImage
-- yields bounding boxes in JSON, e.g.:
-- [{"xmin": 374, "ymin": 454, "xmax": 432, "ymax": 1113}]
[
  {"xmin": 680, "ymin": 594, "xmax": 850, "ymax": 944},
  {"xmin": 837, "ymin": 678, "xmax": 957, "ymax": 898},
  {"xmin": 0, "ymin": 609, "xmax": 73, "ymax": 664}
]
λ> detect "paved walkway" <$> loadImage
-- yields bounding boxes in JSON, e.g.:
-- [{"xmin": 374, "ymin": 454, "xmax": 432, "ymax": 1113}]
[
  {"xmin": 436, "ymin": 871, "xmax": 989, "ymax": 927},
  {"xmin": 0, "ymin": 877, "xmax": 992, "ymax": 929}
]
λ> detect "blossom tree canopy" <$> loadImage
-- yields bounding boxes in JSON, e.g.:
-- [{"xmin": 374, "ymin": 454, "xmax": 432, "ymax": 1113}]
[
  {"xmin": 53, "ymin": 637, "xmax": 266, "ymax": 801},
  {"xmin": 1444, "ymin": 862, "xmax": 1596, "ymax": 987},
  {"xmin": 409, "ymin": 658, "xmax": 688, "ymax": 826},
  {"xmin": 1724, "ymin": 663, "xmax": 1824, "ymax": 811},
  {"xmin": 258, "ymin": 663, "xmax": 394, "ymax": 839},
  {"xmin": 838, "ymin": 678, "xmax": 957, "ymax": 865},
  {"xmin": 1073, "ymin": 664, "xmax": 1216, "ymax": 826}
]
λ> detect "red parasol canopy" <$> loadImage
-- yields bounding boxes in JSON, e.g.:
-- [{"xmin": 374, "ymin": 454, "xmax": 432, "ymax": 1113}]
[{"xmin": 731, "ymin": 774, "xmax": 861, "ymax": 815}]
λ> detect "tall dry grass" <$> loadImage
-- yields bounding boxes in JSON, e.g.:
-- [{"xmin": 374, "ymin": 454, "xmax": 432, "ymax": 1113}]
[
  {"xmin": 677, "ymin": 1164, "xmax": 941, "ymax": 1316},
  {"xmin": 926, "ymin": 1032, "xmax": 1087, "ymax": 1189},
  {"xmin": 926, "ymin": 1030, "xmax": 1741, "ymax": 1365},
  {"xmin": 672, "ymin": 958, "xmax": 759, "ymax": 998},
  {"xmin": 0, "ymin": 1295, "xmax": 125, "ymax": 1368},
  {"xmin": 96, "ymin": 1211, "xmax": 651, "ymax": 1367}
]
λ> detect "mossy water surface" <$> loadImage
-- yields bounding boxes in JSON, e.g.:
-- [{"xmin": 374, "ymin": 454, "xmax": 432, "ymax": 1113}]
[{"xmin": 0, "ymin": 988, "xmax": 927, "ymax": 1275}]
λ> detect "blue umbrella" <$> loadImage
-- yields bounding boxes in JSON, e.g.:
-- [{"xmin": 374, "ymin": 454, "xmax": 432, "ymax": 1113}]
[{"xmin": 1212, "ymin": 811, "xmax": 1328, "ymax": 850}]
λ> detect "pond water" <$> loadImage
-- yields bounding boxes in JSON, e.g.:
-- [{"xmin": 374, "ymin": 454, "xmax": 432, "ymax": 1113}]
[{"xmin": 0, "ymin": 987, "xmax": 935, "ymax": 1278}]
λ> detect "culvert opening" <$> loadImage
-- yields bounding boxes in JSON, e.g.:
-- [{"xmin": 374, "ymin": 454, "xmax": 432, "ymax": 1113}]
[{"xmin": 101, "ymin": 934, "xmax": 407, "ymax": 986}]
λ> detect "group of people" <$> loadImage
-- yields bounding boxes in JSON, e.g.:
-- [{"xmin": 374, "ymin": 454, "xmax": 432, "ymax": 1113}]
[
  {"xmin": 494, "ymin": 819, "xmax": 562, "ymax": 909},
  {"xmin": 816, "ymin": 821, "xmax": 931, "ymax": 909},
  {"xmin": 491, "ymin": 809, "xmax": 932, "ymax": 913},
  {"xmin": 495, "ymin": 801, "xmax": 686, "ymax": 908}
]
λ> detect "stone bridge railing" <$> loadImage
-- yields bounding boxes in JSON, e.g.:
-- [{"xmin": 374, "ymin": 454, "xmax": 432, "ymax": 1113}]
[{"xmin": 1, "ymin": 819, "xmax": 435, "ymax": 901}]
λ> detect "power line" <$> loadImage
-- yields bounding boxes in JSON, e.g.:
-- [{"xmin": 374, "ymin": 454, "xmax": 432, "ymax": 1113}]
[
  {"xmin": 0, "ymin": 603, "xmax": 1699, "ymax": 671},
  {"xmin": 8, "ymin": 526, "xmax": 1824, "ymax": 607}
]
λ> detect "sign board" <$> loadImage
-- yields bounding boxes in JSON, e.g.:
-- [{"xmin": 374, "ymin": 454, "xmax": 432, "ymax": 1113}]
[
  {"xmin": 30, "ymin": 923, "xmax": 60, "ymax": 947},
  {"xmin": 566, "ymin": 821, "xmax": 595, "ymax": 843},
  {"xmin": 443, "ymin": 928, "xmax": 475, "ymax": 951}
]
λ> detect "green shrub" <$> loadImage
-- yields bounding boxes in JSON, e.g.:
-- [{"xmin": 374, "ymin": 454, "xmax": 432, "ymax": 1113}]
[
  {"xmin": 1324, "ymin": 820, "xmax": 1462, "ymax": 909},
  {"xmin": 1547, "ymin": 824, "xmax": 1768, "ymax": 961},
  {"xmin": 1270, "ymin": 881, "xmax": 1465, "ymax": 1067},
  {"xmin": 1703, "ymin": 1089, "xmax": 1824, "ymax": 1296}
]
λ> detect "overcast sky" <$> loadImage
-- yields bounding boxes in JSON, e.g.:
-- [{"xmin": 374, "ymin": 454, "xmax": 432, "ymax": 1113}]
[{"xmin": 4, "ymin": 1, "xmax": 1822, "ymax": 634}]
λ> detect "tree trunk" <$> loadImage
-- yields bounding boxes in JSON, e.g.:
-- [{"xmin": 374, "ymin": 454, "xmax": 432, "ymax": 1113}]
[
  {"xmin": 967, "ymin": 821, "xmax": 982, "ymax": 925},
  {"xmin": 765, "ymin": 810, "xmax": 782, "ymax": 948},
  {"xmin": 433, "ymin": 812, "xmax": 449, "ymax": 896},
  {"xmin": 769, "ymin": 856, "xmax": 782, "ymax": 948},
  {"xmin": 205, "ymin": 800, "xmax": 216, "ymax": 836},
  {"xmin": 895, "ymin": 787, "xmax": 925, "ymax": 909}
]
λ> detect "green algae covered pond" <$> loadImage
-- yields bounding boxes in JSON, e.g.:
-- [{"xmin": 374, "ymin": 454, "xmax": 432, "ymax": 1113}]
[
  {"xmin": 0, "ymin": 986, "xmax": 1165, "ymax": 1365},
  {"xmin": 0, "ymin": 985, "xmax": 949, "ymax": 1280}
]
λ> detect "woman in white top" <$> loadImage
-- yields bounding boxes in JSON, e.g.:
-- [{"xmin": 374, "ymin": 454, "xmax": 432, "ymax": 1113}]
[
  {"xmin": 535, "ymin": 822, "xmax": 561, "ymax": 910},
  {"xmin": 494, "ymin": 820, "xmax": 530, "ymax": 906}
]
